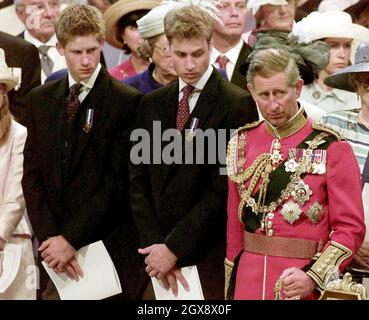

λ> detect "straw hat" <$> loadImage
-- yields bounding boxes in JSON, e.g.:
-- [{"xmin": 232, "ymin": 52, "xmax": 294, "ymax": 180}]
[
  {"xmin": 291, "ymin": 11, "xmax": 369, "ymax": 44},
  {"xmin": 247, "ymin": 0, "xmax": 308, "ymax": 15},
  {"xmin": 104, "ymin": 0, "xmax": 162, "ymax": 49},
  {"xmin": 0, "ymin": 48, "xmax": 18, "ymax": 92},
  {"xmin": 324, "ymin": 41, "xmax": 369, "ymax": 92}
]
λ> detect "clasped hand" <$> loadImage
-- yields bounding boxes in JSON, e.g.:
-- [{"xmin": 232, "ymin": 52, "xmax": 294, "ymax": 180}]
[
  {"xmin": 139, "ymin": 243, "xmax": 189, "ymax": 296},
  {"xmin": 39, "ymin": 235, "xmax": 84, "ymax": 281}
]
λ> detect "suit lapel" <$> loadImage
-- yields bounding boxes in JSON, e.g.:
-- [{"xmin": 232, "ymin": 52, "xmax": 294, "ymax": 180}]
[
  {"xmin": 69, "ymin": 68, "xmax": 109, "ymax": 177},
  {"xmin": 49, "ymin": 76, "xmax": 69, "ymax": 190},
  {"xmin": 231, "ymin": 42, "xmax": 252, "ymax": 89}
]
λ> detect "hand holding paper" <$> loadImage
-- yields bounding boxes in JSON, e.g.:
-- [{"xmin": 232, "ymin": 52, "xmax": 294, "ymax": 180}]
[
  {"xmin": 152, "ymin": 266, "xmax": 204, "ymax": 300},
  {"xmin": 41, "ymin": 241, "xmax": 122, "ymax": 300}
]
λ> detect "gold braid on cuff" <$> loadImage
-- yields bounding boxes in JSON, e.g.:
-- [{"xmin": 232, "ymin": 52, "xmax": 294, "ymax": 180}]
[{"xmin": 306, "ymin": 241, "xmax": 352, "ymax": 290}]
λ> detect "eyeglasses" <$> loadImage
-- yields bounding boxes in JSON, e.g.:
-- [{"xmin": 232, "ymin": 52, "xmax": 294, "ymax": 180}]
[{"xmin": 153, "ymin": 45, "xmax": 171, "ymax": 57}]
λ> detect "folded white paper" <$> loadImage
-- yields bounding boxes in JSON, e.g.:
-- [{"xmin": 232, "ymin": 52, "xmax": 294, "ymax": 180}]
[
  {"xmin": 0, "ymin": 243, "xmax": 22, "ymax": 293},
  {"xmin": 363, "ymin": 183, "xmax": 369, "ymax": 241},
  {"xmin": 41, "ymin": 240, "xmax": 122, "ymax": 300},
  {"xmin": 152, "ymin": 265, "xmax": 204, "ymax": 300}
]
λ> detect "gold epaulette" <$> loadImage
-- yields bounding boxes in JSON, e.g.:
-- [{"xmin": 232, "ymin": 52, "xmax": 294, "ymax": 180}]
[
  {"xmin": 312, "ymin": 122, "xmax": 344, "ymax": 141},
  {"xmin": 306, "ymin": 241, "xmax": 352, "ymax": 290},
  {"xmin": 232, "ymin": 120, "xmax": 263, "ymax": 136}
]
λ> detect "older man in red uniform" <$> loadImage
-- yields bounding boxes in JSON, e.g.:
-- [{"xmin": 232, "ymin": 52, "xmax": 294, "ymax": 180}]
[{"xmin": 225, "ymin": 48, "xmax": 365, "ymax": 300}]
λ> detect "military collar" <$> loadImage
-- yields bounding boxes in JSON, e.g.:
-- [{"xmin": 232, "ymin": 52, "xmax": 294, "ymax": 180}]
[{"xmin": 266, "ymin": 107, "xmax": 308, "ymax": 139}]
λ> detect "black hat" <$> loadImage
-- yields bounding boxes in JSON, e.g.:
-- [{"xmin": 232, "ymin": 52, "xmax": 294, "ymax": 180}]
[{"xmin": 239, "ymin": 29, "xmax": 330, "ymax": 85}]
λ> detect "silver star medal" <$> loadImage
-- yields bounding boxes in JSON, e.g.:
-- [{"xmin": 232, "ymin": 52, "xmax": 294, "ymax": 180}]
[
  {"xmin": 291, "ymin": 179, "xmax": 313, "ymax": 206},
  {"xmin": 280, "ymin": 200, "xmax": 302, "ymax": 224}
]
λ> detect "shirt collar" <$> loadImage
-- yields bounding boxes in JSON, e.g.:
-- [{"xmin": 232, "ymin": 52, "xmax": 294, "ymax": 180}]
[
  {"xmin": 265, "ymin": 106, "xmax": 308, "ymax": 139},
  {"xmin": 68, "ymin": 63, "xmax": 102, "ymax": 90},
  {"xmin": 311, "ymin": 82, "xmax": 346, "ymax": 103},
  {"xmin": 24, "ymin": 30, "xmax": 57, "ymax": 47},
  {"xmin": 178, "ymin": 64, "xmax": 213, "ymax": 92},
  {"xmin": 211, "ymin": 39, "xmax": 244, "ymax": 65}
]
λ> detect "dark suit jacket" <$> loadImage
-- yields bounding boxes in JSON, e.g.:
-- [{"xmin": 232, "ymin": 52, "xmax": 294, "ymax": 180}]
[
  {"xmin": 130, "ymin": 68, "xmax": 258, "ymax": 299},
  {"xmin": 0, "ymin": 31, "xmax": 41, "ymax": 125},
  {"xmin": 230, "ymin": 42, "xmax": 252, "ymax": 90},
  {"xmin": 22, "ymin": 67, "xmax": 144, "ymax": 299}
]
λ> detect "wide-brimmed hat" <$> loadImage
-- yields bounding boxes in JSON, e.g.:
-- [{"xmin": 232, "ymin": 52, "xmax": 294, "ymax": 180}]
[
  {"xmin": 137, "ymin": 0, "xmax": 221, "ymax": 39},
  {"xmin": 104, "ymin": 0, "xmax": 162, "ymax": 49},
  {"xmin": 291, "ymin": 11, "xmax": 369, "ymax": 44},
  {"xmin": 239, "ymin": 30, "xmax": 330, "ymax": 85},
  {"xmin": 324, "ymin": 41, "xmax": 369, "ymax": 91},
  {"xmin": 345, "ymin": 0, "xmax": 369, "ymax": 21},
  {"xmin": 137, "ymin": 1, "xmax": 181, "ymax": 39},
  {"xmin": 318, "ymin": 0, "xmax": 360, "ymax": 12},
  {"xmin": 0, "ymin": 48, "xmax": 18, "ymax": 92},
  {"xmin": 247, "ymin": 0, "xmax": 308, "ymax": 15}
]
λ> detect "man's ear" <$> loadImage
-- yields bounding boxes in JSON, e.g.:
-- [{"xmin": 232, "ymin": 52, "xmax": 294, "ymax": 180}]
[
  {"xmin": 99, "ymin": 37, "xmax": 105, "ymax": 49},
  {"xmin": 247, "ymin": 83, "xmax": 255, "ymax": 100},
  {"xmin": 56, "ymin": 42, "xmax": 65, "ymax": 56},
  {"xmin": 295, "ymin": 78, "xmax": 304, "ymax": 98}
]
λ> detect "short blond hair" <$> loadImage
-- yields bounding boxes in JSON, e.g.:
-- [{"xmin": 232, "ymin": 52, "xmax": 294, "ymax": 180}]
[
  {"xmin": 164, "ymin": 5, "xmax": 214, "ymax": 43},
  {"xmin": 55, "ymin": 4, "xmax": 105, "ymax": 47},
  {"xmin": 247, "ymin": 48, "xmax": 300, "ymax": 88}
]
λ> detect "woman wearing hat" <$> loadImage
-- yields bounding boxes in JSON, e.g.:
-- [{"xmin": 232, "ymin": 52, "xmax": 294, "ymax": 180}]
[
  {"xmin": 245, "ymin": 0, "xmax": 307, "ymax": 45},
  {"xmin": 292, "ymin": 10, "xmax": 369, "ymax": 114},
  {"xmin": 123, "ymin": 1, "xmax": 177, "ymax": 93},
  {"xmin": 321, "ymin": 42, "xmax": 369, "ymax": 271},
  {"xmin": 0, "ymin": 48, "xmax": 35, "ymax": 300},
  {"xmin": 104, "ymin": 0, "xmax": 161, "ymax": 80}
]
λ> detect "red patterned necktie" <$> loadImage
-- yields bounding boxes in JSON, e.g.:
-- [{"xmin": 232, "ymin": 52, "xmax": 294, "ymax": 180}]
[
  {"xmin": 65, "ymin": 83, "xmax": 82, "ymax": 124},
  {"xmin": 216, "ymin": 55, "xmax": 229, "ymax": 72},
  {"xmin": 176, "ymin": 85, "xmax": 194, "ymax": 131}
]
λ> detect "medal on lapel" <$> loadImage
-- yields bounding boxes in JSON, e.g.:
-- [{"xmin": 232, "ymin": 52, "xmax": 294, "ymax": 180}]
[
  {"xmin": 83, "ymin": 109, "xmax": 94, "ymax": 133},
  {"xmin": 185, "ymin": 117, "xmax": 199, "ymax": 141}
]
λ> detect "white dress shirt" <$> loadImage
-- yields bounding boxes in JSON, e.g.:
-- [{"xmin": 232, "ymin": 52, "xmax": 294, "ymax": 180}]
[{"xmin": 24, "ymin": 30, "xmax": 67, "ymax": 83}]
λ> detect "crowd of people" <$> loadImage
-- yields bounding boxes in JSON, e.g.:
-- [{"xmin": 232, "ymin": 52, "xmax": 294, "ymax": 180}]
[{"xmin": 0, "ymin": 0, "xmax": 368, "ymax": 301}]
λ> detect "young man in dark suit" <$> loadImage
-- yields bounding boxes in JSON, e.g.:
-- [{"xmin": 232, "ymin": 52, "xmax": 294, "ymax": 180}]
[
  {"xmin": 22, "ymin": 4, "xmax": 144, "ymax": 300},
  {"xmin": 130, "ymin": 4, "xmax": 258, "ymax": 299},
  {"xmin": 0, "ymin": 31, "xmax": 41, "ymax": 125}
]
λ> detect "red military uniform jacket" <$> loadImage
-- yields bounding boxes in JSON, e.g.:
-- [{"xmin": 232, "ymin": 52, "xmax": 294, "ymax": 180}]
[{"xmin": 225, "ymin": 109, "xmax": 365, "ymax": 300}]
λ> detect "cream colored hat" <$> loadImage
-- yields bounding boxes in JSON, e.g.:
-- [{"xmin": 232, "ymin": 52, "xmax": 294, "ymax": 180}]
[
  {"xmin": 137, "ymin": 0, "xmax": 221, "ymax": 39},
  {"xmin": 291, "ymin": 11, "xmax": 369, "ymax": 44},
  {"xmin": 104, "ymin": 0, "xmax": 162, "ymax": 48},
  {"xmin": 318, "ymin": 0, "xmax": 360, "ymax": 12},
  {"xmin": 0, "ymin": 48, "xmax": 18, "ymax": 92},
  {"xmin": 247, "ymin": 0, "xmax": 308, "ymax": 15}
]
